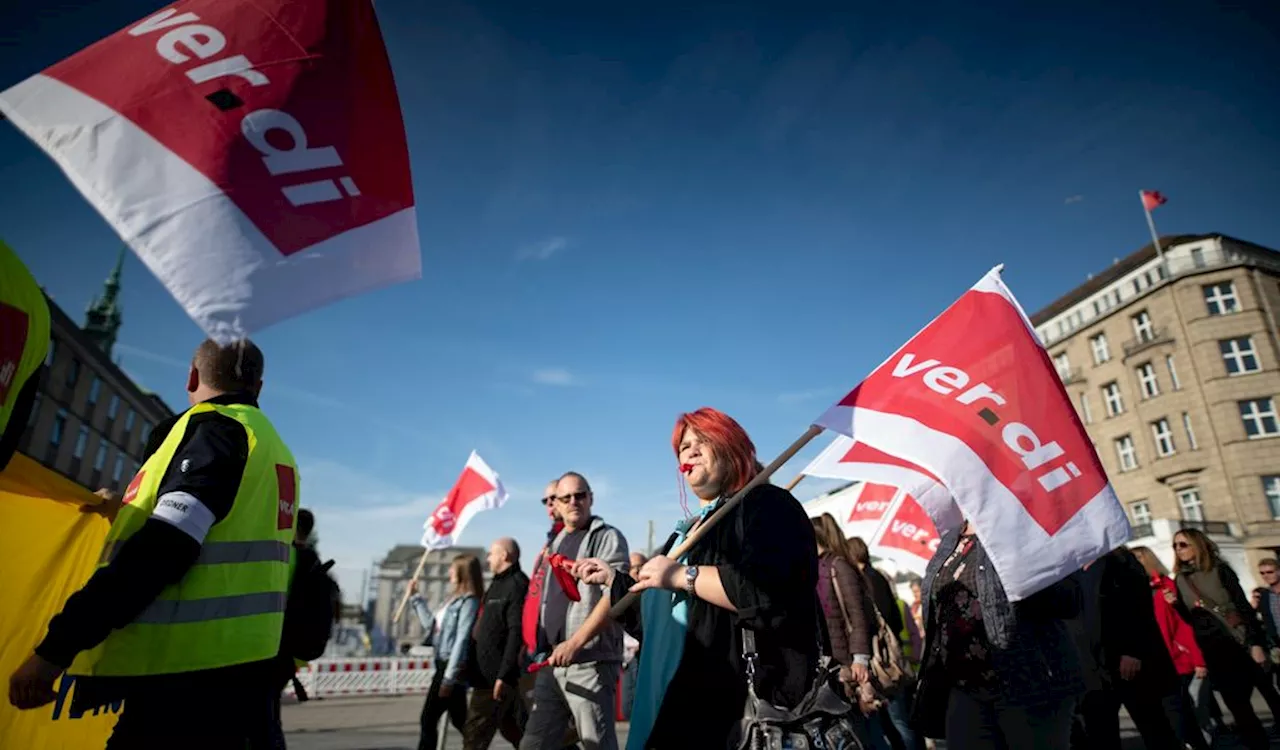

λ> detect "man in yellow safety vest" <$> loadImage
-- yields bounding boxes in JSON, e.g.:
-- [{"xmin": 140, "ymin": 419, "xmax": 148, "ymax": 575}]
[
  {"xmin": 0, "ymin": 240, "xmax": 50, "ymax": 472},
  {"xmin": 7, "ymin": 338, "xmax": 299, "ymax": 748}
]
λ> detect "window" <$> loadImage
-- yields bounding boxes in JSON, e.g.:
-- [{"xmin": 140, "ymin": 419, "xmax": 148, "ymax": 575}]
[
  {"xmin": 1219, "ymin": 337, "xmax": 1260, "ymax": 375},
  {"xmin": 1130, "ymin": 501, "xmax": 1152, "ymax": 526},
  {"xmin": 73, "ymin": 426, "xmax": 89, "ymax": 459},
  {"xmin": 1054, "ymin": 352, "xmax": 1070, "ymax": 379},
  {"xmin": 1112, "ymin": 289, "xmax": 1122, "ymax": 306},
  {"xmin": 140, "ymin": 422, "xmax": 152, "ymax": 445},
  {"xmin": 1136, "ymin": 362, "xmax": 1160, "ymax": 399},
  {"xmin": 1092, "ymin": 301, "xmax": 1101, "ymax": 317},
  {"xmin": 1264, "ymin": 476, "xmax": 1280, "ymax": 519},
  {"xmin": 1203, "ymin": 282, "xmax": 1239, "ymax": 316},
  {"xmin": 125, "ymin": 409, "xmax": 136, "ymax": 432},
  {"xmin": 1103, "ymin": 382, "xmax": 1125, "ymax": 416},
  {"xmin": 1240, "ymin": 398, "xmax": 1279, "ymax": 438},
  {"xmin": 28, "ymin": 394, "xmax": 40, "ymax": 426},
  {"xmin": 1090, "ymin": 334, "xmax": 1111, "ymax": 364},
  {"xmin": 89, "ymin": 377, "xmax": 102, "ymax": 406},
  {"xmin": 1151, "ymin": 418, "xmax": 1176, "ymax": 457},
  {"xmin": 108, "ymin": 394, "xmax": 120, "ymax": 420},
  {"xmin": 1132, "ymin": 279, "xmax": 1142, "ymax": 295},
  {"xmin": 1191, "ymin": 247, "xmax": 1206, "ymax": 269},
  {"xmin": 1166, "ymin": 354, "xmax": 1181, "ymax": 390},
  {"xmin": 65, "ymin": 358, "xmax": 80, "ymax": 388},
  {"xmin": 1079, "ymin": 393, "xmax": 1093, "ymax": 425},
  {"xmin": 1156, "ymin": 264, "xmax": 1168, "ymax": 280},
  {"xmin": 1115, "ymin": 435, "xmax": 1139, "ymax": 471},
  {"xmin": 1177, "ymin": 487, "xmax": 1205, "ymax": 522},
  {"xmin": 94, "ymin": 442, "xmax": 107, "ymax": 471},
  {"xmin": 50, "ymin": 409, "xmax": 68, "ymax": 447},
  {"xmin": 112, "ymin": 455, "xmax": 125, "ymax": 482},
  {"xmin": 1182, "ymin": 412, "xmax": 1199, "ymax": 450},
  {"xmin": 1132, "ymin": 311, "xmax": 1155, "ymax": 342},
  {"xmin": 45, "ymin": 340, "xmax": 56, "ymax": 367}
]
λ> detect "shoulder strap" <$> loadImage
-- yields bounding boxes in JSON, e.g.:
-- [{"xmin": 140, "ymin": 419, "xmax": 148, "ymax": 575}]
[{"xmin": 829, "ymin": 565, "xmax": 857, "ymax": 641}]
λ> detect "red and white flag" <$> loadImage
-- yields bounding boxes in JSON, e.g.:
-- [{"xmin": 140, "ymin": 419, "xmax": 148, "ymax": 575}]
[
  {"xmin": 1140, "ymin": 190, "xmax": 1167, "ymax": 212},
  {"xmin": 867, "ymin": 493, "xmax": 941, "ymax": 576},
  {"xmin": 801, "ymin": 433, "xmax": 962, "ymax": 533},
  {"xmin": 0, "ymin": 0, "xmax": 420, "ymax": 343},
  {"xmin": 421, "ymin": 452, "xmax": 509, "ymax": 551},
  {"xmin": 812, "ymin": 266, "xmax": 1130, "ymax": 600}
]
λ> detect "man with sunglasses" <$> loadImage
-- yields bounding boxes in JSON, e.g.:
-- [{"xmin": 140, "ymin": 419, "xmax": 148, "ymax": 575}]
[
  {"xmin": 1255, "ymin": 559, "xmax": 1280, "ymax": 690},
  {"xmin": 521, "ymin": 472, "xmax": 629, "ymax": 750}
]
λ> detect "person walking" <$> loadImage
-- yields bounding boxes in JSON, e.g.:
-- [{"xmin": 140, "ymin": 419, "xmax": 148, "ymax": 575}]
[
  {"xmin": 520, "ymin": 471, "xmax": 629, "ymax": 750},
  {"xmin": 8, "ymin": 338, "xmax": 298, "ymax": 748},
  {"xmin": 414, "ymin": 554, "xmax": 484, "ymax": 750},
  {"xmin": 462, "ymin": 538, "xmax": 530, "ymax": 750}
]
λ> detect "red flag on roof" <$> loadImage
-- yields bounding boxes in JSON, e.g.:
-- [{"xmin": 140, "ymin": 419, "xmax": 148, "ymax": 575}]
[
  {"xmin": 1140, "ymin": 190, "xmax": 1167, "ymax": 212},
  {"xmin": 421, "ymin": 452, "xmax": 509, "ymax": 550},
  {"xmin": 0, "ymin": 0, "xmax": 420, "ymax": 343}
]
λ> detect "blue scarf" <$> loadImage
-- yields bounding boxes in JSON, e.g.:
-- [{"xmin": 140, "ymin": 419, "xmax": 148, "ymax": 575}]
[{"xmin": 627, "ymin": 503, "xmax": 716, "ymax": 750}]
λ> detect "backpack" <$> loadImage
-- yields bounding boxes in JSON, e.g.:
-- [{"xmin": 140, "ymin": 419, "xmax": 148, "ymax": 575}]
[
  {"xmin": 867, "ymin": 602, "xmax": 912, "ymax": 699},
  {"xmin": 281, "ymin": 546, "xmax": 342, "ymax": 663}
]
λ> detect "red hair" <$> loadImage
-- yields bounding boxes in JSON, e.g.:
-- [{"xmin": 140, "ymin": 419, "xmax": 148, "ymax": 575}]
[{"xmin": 671, "ymin": 408, "xmax": 760, "ymax": 496}]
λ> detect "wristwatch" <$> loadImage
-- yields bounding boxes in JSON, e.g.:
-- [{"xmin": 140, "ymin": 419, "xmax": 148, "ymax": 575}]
[{"xmin": 684, "ymin": 565, "xmax": 699, "ymax": 597}]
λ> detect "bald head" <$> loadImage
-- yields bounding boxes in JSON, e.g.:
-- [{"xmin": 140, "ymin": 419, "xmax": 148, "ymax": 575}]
[{"xmin": 488, "ymin": 537, "xmax": 520, "ymax": 574}]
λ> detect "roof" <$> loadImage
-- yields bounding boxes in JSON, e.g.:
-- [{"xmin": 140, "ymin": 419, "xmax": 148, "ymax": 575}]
[
  {"xmin": 382, "ymin": 545, "xmax": 424, "ymax": 565},
  {"xmin": 1028, "ymin": 233, "xmax": 1278, "ymax": 326},
  {"xmin": 1028, "ymin": 234, "xmax": 1211, "ymax": 326}
]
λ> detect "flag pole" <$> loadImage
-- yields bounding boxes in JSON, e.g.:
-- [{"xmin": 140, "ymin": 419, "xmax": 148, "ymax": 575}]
[
  {"xmin": 609, "ymin": 424, "xmax": 823, "ymax": 618},
  {"xmin": 392, "ymin": 549, "xmax": 431, "ymax": 624},
  {"xmin": 783, "ymin": 473, "xmax": 806, "ymax": 492},
  {"xmin": 1140, "ymin": 190, "xmax": 1167, "ymax": 275}
]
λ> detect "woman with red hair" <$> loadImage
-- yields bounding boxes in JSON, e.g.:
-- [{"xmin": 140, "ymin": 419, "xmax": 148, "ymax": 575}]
[{"xmin": 573, "ymin": 407, "xmax": 821, "ymax": 749}]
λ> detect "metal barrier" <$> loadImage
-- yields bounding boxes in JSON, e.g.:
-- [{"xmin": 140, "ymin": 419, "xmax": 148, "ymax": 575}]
[{"xmin": 285, "ymin": 657, "xmax": 435, "ymax": 699}]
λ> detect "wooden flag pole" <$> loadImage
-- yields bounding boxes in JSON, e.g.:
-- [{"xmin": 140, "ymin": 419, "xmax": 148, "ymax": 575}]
[
  {"xmin": 783, "ymin": 473, "xmax": 806, "ymax": 492},
  {"xmin": 609, "ymin": 424, "xmax": 824, "ymax": 619},
  {"xmin": 392, "ymin": 549, "xmax": 431, "ymax": 625}
]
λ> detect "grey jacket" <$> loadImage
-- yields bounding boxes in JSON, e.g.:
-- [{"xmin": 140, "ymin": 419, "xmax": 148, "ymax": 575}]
[{"xmin": 541, "ymin": 515, "xmax": 629, "ymax": 664}]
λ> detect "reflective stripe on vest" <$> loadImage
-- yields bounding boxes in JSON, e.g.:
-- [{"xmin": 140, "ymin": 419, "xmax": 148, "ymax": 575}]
[
  {"xmin": 68, "ymin": 401, "xmax": 298, "ymax": 678},
  {"xmin": 134, "ymin": 591, "xmax": 287, "ymax": 625}
]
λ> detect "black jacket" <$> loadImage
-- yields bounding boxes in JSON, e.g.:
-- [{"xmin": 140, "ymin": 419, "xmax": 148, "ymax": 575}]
[
  {"xmin": 467, "ymin": 565, "xmax": 529, "ymax": 688},
  {"xmin": 920, "ymin": 528, "xmax": 1083, "ymax": 710},
  {"xmin": 1071, "ymin": 549, "xmax": 1179, "ymax": 693},
  {"xmin": 612, "ymin": 483, "xmax": 820, "ymax": 748}
]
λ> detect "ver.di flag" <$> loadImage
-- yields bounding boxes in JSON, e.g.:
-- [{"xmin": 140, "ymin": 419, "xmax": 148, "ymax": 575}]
[
  {"xmin": 0, "ymin": 0, "xmax": 420, "ymax": 343},
  {"xmin": 865, "ymin": 492, "xmax": 941, "ymax": 576},
  {"xmin": 812, "ymin": 266, "xmax": 1130, "ymax": 600},
  {"xmin": 800, "ymin": 433, "xmax": 962, "ymax": 534},
  {"xmin": 421, "ymin": 452, "xmax": 508, "ymax": 550}
]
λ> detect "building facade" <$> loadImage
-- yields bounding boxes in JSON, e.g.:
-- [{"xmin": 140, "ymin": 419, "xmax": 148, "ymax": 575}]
[
  {"xmin": 370, "ymin": 544, "xmax": 491, "ymax": 655},
  {"xmin": 1031, "ymin": 234, "xmax": 1280, "ymax": 584},
  {"xmin": 18, "ymin": 252, "xmax": 175, "ymax": 493}
]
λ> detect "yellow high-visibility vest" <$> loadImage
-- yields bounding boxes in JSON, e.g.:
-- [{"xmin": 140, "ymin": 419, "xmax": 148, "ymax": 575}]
[
  {"xmin": 70, "ymin": 401, "xmax": 299, "ymax": 676},
  {"xmin": 0, "ymin": 241, "xmax": 50, "ymax": 440}
]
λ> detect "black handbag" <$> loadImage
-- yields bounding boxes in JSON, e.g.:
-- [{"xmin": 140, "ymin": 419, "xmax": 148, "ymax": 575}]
[{"xmin": 731, "ymin": 625, "xmax": 864, "ymax": 750}]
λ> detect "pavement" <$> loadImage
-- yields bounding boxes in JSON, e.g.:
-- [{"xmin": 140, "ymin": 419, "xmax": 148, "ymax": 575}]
[{"xmin": 282, "ymin": 693, "xmax": 1276, "ymax": 750}]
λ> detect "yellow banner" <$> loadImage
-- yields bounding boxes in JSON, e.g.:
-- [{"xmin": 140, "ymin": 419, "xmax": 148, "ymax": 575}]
[{"xmin": 0, "ymin": 454, "xmax": 118, "ymax": 749}]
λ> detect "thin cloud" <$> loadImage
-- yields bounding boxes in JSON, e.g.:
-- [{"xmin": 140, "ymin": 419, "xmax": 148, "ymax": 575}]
[
  {"xmin": 1064, "ymin": 195, "xmax": 1084, "ymax": 205},
  {"xmin": 531, "ymin": 368, "xmax": 580, "ymax": 387},
  {"xmin": 516, "ymin": 236, "xmax": 569, "ymax": 262},
  {"xmin": 777, "ymin": 388, "xmax": 835, "ymax": 405}
]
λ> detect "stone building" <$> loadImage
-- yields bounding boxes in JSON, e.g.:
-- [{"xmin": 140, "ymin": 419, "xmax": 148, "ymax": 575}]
[
  {"xmin": 370, "ymin": 544, "xmax": 491, "ymax": 655},
  {"xmin": 1030, "ymin": 233, "xmax": 1280, "ymax": 585},
  {"xmin": 19, "ymin": 249, "xmax": 175, "ymax": 493}
]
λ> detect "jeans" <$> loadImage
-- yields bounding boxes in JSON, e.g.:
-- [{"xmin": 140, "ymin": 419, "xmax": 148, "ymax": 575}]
[{"xmin": 944, "ymin": 688, "xmax": 1076, "ymax": 750}]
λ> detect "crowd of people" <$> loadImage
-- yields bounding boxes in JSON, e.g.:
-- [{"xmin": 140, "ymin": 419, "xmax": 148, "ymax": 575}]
[{"xmin": 3, "ymin": 325, "xmax": 1280, "ymax": 749}]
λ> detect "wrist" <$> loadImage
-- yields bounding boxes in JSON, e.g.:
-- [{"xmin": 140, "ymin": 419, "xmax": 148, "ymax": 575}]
[{"xmin": 669, "ymin": 565, "xmax": 689, "ymax": 591}]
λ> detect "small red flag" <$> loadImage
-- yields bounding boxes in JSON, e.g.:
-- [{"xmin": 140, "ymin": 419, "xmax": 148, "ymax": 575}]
[{"xmin": 1141, "ymin": 190, "xmax": 1167, "ymax": 212}]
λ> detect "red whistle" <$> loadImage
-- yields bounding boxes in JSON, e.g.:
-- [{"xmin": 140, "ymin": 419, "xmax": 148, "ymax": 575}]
[
  {"xmin": 679, "ymin": 463, "xmax": 693, "ymax": 473},
  {"xmin": 527, "ymin": 660, "xmax": 550, "ymax": 673}
]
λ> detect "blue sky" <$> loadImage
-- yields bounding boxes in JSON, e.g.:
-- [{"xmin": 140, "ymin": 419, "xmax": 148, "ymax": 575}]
[{"xmin": 2, "ymin": 0, "xmax": 1278, "ymax": 601}]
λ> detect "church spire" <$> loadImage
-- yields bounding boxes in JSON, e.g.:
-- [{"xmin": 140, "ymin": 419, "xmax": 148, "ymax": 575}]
[{"xmin": 84, "ymin": 247, "xmax": 125, "ymax": 356}]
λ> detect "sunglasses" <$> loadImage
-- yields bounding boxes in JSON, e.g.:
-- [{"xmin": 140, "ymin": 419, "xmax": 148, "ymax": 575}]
[
  {"xmin": 556, "ymin": 491, "xmax": 590, "ymax": 504},
  {"xmin": 541, "ymin": 496, "xmax": 554, "ymax": 505},
  {"xmin": 1173, "ymin": 541, "xmax": 1191, "ymax": 549},
  {"xmin": 1261, "ymin": 569, "xmax": 1278, "ymax": 576}
]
